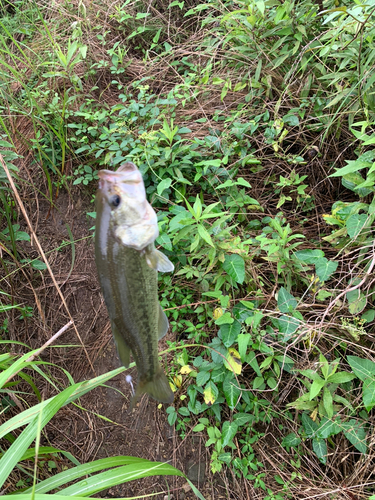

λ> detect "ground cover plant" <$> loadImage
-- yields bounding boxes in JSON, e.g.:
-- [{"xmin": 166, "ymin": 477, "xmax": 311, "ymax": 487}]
[{"xmin": 1, "ymin": 0, "xmax": 375, "ymax": 498}]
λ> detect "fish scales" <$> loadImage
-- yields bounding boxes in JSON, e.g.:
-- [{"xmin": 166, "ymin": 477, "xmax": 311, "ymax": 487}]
[
  {"xmin": 95, "ymin": 162, "xmax": 174, "ymax": 405},
  {"xmin": 108, "ymin": 241, "xmax": 159, "ymax": 382}
]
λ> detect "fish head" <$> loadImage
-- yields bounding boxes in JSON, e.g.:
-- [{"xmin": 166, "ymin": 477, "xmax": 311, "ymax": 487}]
[{"xmin": 96, "ymin": 162, "xmax": 158, "ymax": 251}]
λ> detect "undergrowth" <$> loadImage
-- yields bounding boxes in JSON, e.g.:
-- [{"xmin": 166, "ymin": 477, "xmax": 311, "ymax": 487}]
[{"xmin": 1, "ymin": 0, "xmax": 375, "ymax": 498}]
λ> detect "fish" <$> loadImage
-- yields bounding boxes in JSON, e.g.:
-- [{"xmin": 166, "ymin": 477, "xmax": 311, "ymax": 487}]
[{"xmin": 95, "ymin": 162, "xmax": 174, "ymax": 405}]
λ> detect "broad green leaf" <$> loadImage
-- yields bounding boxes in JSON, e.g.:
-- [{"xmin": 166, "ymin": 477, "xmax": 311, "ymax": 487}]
[
  {"xmin": 283, "ymin": 114, "xmax": 299, "ymax": 126},
  {"xmin": 219, "ymin": 320, "xmax": 241, "ymax": 348},
  {"xmin": 221, "ymin": 420, "xmax": 238, "ymax": 448},
  {"xmin": 233, "ymin": 413, "xmax": 255, "ymax": 426},
  {"xmin": 342, "ymin": 172, "xmax": 374, "ymax": 197},
  {"xmin": 346, "ymin": 213, "xmax": 368, "ymax": 238},
  {"xmin": 275, "ymin": 315, "xmax": 300, "ymax": 341},
  {"xmin": 245, "ymin": 351, "xmax": 262, "ymax": 377},
  {"xmin": 342, "ymin": 420, "xmax": 367, "ymax": 454},
  {"xmin": 222, "ymin": 254, "xmax": 245, "ymax": 284},
  {"xmin": 330, "ymin": 158, "xmax": 372, "ymax": 177},
  {"xmin": 327, "ymin": 372, "xmax": 356, "ymax": 384},
  {"xmin": 312, "ymin": 438, "xmax": 327, "ymax": 464},
  {"xmin": 347, "ymin": 290, "xmax": 367, "ymax": 315},
  {"xmin": 315, "ymin": 257, "xmax": 338, "ymax": 282},
  {"xmin": 294, "ymin": 249, "xmax": 325, "ymax": 264},
  {"xmin": 277, "ymin": 287, "xmax": 297, "ymax": 312},
  {"xmin": 197, "ymin": 224, "xmax": 214, "ymax": 247},
  {"xmin": 157, "ymin": 178, "xmax": 172, "ymax": 196},
  {"xmin": 281, "ymin": 433, "xmax": 301, "ymax": 448},
  {"xmin": 30, "ymin": 260, "xmax": 48, "ymax": 270},
  {"xmin": 309, "ymin": 378, "xmax": 325, "ymax": 400},
  {"xmin": 347, "ymin": 355, "xmax": 375, "ymax": 381},
  {"xmin": 301, "ymin": 413, "xmax": 318, "ymax": 438},
  {"xmin": 323, "ymin": 387, "xmax": 333, "ymax": 419},
  {"xmin": 363, "ymin": 378, "xmax": 375, "ymax": 411},
  {"xmin": 156, "ymin": 232, "xmax": 172, "ymax": 251},
  {"xmin": 217, "ymin": 452, "xmax": 232, "ymax": 464},
  {"xmin": 317, "ymin": 417, "xmax": 341, "ymax": 439},
  {"xmin": 222, "ymin": 378, "xmax": 241, "ymax": 409},
  {"xmin": 361, "ymin": 309, "xmax": 375, "ymax": 323},
  {"xmin": 237, "ymin": 333, "xmax": 251, "ymax": 360},
  {"xmin": 196, "ymin": 369, "xmax": 210, "ymax": 386},
  {"xmin": 215, "ymin": 312, "xmax": 234, "ymax": 325}
]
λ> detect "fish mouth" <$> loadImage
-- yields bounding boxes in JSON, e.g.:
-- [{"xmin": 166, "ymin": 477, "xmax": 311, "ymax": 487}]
[{"xmin": 98, "ymin": 162, "xmax": 143, "ymax": 190}]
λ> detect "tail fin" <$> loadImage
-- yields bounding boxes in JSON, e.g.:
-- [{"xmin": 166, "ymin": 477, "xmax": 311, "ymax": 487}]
[{"xmin": 132, "ymin": 367, "xmax": 174, "ymax": 407}]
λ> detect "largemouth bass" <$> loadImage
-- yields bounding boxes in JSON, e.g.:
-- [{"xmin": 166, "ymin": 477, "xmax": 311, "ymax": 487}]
[{"xmin": 95, "ymin": 162, "xmax": 174, "ymax": 405}]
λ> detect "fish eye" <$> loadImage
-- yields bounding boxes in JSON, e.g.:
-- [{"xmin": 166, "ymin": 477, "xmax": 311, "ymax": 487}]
[{"xmin": 111, "ymin": 195, "xmax": 121, "ymax": 208}]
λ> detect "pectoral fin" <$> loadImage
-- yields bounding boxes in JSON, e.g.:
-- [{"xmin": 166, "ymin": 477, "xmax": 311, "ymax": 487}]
[
  {"xmin": 146, "ymin": 248, "xmax": 174, "ymax": 273},
  {"xmin": 111, "ymin": 321, "xmax": 131, "ymax": 368},
  {"xmin": 158, "ymin": 304, "xmax": 169, "ymax": 340}
]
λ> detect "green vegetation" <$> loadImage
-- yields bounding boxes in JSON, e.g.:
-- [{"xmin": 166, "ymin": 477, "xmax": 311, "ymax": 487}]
[{"xmin": 1, "ymin": 0, "xmax": 375, "ymax": 497}]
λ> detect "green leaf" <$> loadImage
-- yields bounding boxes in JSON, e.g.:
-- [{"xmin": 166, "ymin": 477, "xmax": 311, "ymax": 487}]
[
  {"xmin": 294, "ymin": 249, "xmax": 325, "ymax": 264},
  {"xmin": 156, "ymin": 233, "xmax": 173, "ymax": 251},
  {"xmin": 197, "ymin": 224, "xmax": 214, "ymax": 247},
  {"xmin": 312, "ymin": 438, "xmax": 327, "ymax": 464},
  {"xmin": 361, "ymin": 309, "xmax": 375, "ymax": 323},
  {"xmin": 178, "ymin": 407, "xmax": 190, "ymax": 417},
  {"xmin": 215, "ymin": 312, "xmax": 234, "ymax": 325},
  {"xmin": 323, "ymin": 387, "xmax": 333, "ymax": 419},
  {"xmin": 301, "ymin": 413, "xmax": 318, "ymax": 438},
  {"xmin": 327, "ymin": 372, "xmax": 356, "ymax": 384},
  {"xmin": 233, "ymin": 412, "xmax": 255, "ymax": 426},
  {"xmin": 245, "ymin": 351, "xmax": 262, "ymax": 377},
  {"xmin": 347, "ymin": 355, "xmax": 375, "ymax": 381},
  {"xmin": 315, "ymin": 258, "xmax": 338, "ymax": 282},
  {"xmin": 219, "ymin": 320, "xmax": 241, "ymax": 348},
  {"xmin": 237, "ymin": 333, "xmax": 251, "ymax": 360},
  {"xmin": 309, "ymin": 378, "xmax": 325, "ymax": 400},
  {"xmin": 277, "ymin": 287, "xmax": 297, "ymax": 312},
  {"xmin": 330, "ymin": 157, "xmax": 372, "ymax": 177},
  {"xmin": 347, "ymin": 289, "xmax": 367, "ymax": 315},
  {"xmin": 363, "ymin": 378, "xmax": 375, "ymax": 411},
  {"xmin": 317, "ymin": 417, "xmax": 341, "ymax": 439},
  {"xmin": 157, "ymin": 178, "xmax": 172, "ymax": 195},
  {"xmin": 346, "ymin": 213, "xmax": 368, "ymax": 238},
  {"xmin": 221, "ymin": 420, "xmax": 238, "ymax": 448},
  {"xmin": 222, "ymin": 378, "xmax": 241, "ymax": 410},
  {"xmin": 281, "ymin": 433, "xmax": 301, "ymax": 448},
  {"xmin": 196, "ymin": 369, "xmax": 210, "ymax": 386},
  {"xmin": 275, "ymin": 315, "xmax": 300, "ymax": 341},
  {"xmin": 31, "ymin": 260, "xmax": 48, "ymax": 270},
  {"xmin": 222, "ymin": 254, "xmax": 245, "ymax": 284},
  {"xmin": 342, "ymin": 419, "xmax": 367, "ymax": 454},
  {"xmin": 283, "ymin": 114, "xmax": 299, "ymax": 127}
]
